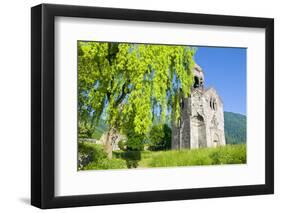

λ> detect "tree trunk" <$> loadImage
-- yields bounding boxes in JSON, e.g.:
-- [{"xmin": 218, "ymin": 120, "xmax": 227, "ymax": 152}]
[{"xmin": 104, "ymin": 128, "xmax": 117, "ymax": 159}]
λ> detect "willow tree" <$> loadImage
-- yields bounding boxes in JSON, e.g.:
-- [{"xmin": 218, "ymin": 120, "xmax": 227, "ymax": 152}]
[{"xmin": 78, "ymin": 41, "xmax": 195, "ymax": 157}]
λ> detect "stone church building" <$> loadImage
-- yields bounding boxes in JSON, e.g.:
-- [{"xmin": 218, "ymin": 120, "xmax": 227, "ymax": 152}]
[{"xmin": 172, "ymin": 64, "xmax": 226, "ymax": 150}]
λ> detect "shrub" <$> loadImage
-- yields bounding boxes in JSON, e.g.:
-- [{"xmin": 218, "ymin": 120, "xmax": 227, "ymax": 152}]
[
  {"xmin": 118, "ymin": 139, "xmax": 127, "ymax": 151},
  {"xmin": 126, "ymin": 133, "xmax": 145, "ymax": 151},
  {"xmin": 113, "ymin": 150, "xmax": 142, "ymax": 168},
  {"xmin": 122, "ymin": 150, "xmax": 141, "ymax": 168},
  {"xmin": 78, "ymin": 142, "xmax": 127, "ymax": 170},
  {"xmin": 78, "ymin": 142, "xmax": 107, "ymax": 169},
  {"xmin": 148, "ymin": 124, "xmax": 171, "ymax": 151},
  {"xmin": 78, "ymin": 142, "xmax": 107, "ymax": 161}
]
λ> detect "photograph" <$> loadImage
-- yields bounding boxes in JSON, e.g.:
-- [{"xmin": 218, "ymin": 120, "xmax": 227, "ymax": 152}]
[
  {"xmin": 77, "ymin": 41, "xmax": 247, "ymax": 170},
  {"xmin": 29, "ymin": 3, "xmax": 274, "ymax": 209}
]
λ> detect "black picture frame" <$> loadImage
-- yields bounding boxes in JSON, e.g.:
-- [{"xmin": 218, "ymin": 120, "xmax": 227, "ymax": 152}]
[{"xmin": 31, "ymin": 3, "xmax": 274, "ymax": 209}]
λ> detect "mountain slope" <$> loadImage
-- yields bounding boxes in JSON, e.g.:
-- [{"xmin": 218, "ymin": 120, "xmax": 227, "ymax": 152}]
[{"xmin": 224, "ymin": 112, "xmax": 246, "ymax": 144}]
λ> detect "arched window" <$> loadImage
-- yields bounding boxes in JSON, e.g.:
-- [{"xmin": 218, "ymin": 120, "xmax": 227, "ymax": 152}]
[
  {"xmin": 194, "ymin": 76, "xmax": 200, "ymax": 88},
  {"xmin": 210, "ymin": 97, "xmax": 217, "ymax": 111},
  {"xmin": 199, "ymin": 77, "xmax": 203, "ymax": 87}
]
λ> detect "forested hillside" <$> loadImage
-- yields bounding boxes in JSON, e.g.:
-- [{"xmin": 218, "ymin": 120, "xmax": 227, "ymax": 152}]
[{"xmin": 224, "ymin": 112, "xmax": 246, "ymax": 144}]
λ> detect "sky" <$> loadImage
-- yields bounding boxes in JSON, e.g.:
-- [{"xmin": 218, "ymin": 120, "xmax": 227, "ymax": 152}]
[{"xmin": 193, "ymin": 46, "xmax": 247, "ymax": 115}]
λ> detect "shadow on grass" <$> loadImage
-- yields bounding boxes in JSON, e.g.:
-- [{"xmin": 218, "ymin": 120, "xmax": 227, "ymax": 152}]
[{"xmin": 114, "ymin": 150, "xmax": 141, "ymax": 168}]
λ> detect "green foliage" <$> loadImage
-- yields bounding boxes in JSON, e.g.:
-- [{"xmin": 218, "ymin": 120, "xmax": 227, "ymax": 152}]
[
  {"xmin": 148, "ymin": 124, "xmax": 171, "ymax": 150},
  {"xmin": 78, "ymin": 142, "xmax": 126, "ymax": 170},
  {"xmin": 114, "ymin": 150, "xmax": 141, "ymax": 168},
  {"xmin": 78, "ymin": 142, "xmax": 107, "ymax": 163},
  {"xmin": 126, "ymin": 131, "xmax": 145, "ymax": 151},
  {"xmin": 117, "ymin": 139, "xmax": 127, "ymax": 151},
  {"xmin": 78, "ymin": 122, "xmax": 93, "ymax": 138},
  {"xmin": 224, "ymin": 112, "xmax": 246, "ymax": 144},
  {"xmin": 78, "ymin": 41, "xmax": 196, "ymax": 149}
]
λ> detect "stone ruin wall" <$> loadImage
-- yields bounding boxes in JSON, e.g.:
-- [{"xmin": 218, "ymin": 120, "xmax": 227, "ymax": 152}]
[
  {"xmin": 189, "ymin": 88, "xmax": 226, "ymax": 149},
  {"xmin": 172, "ymin": 64, "xmax": 226, "ymax": 150}
]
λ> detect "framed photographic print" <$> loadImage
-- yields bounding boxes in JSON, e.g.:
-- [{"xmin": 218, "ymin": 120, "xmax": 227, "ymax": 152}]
[{"xmin": 31, "ymin": 3, "xmax": 274, "ymax": 209}]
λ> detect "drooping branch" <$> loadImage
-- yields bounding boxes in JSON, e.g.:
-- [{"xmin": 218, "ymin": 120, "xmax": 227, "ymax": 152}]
[{"xmin": 114, "ymin": 81, "xmax": 131, "ymax": 107}]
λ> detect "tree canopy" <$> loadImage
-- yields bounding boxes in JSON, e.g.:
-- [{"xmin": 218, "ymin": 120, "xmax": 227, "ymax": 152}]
[{"xmin": 78, "ymin": 41, "xmax": 195, "ymax": 149}]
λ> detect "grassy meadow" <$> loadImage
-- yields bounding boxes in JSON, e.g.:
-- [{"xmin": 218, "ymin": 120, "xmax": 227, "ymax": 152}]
[{"xmin": 78, "ymin": 142, "xmax": 246, "ymax": 170}]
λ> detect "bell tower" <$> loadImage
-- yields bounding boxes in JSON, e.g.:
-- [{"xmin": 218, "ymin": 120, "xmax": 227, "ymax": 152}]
[{"xmin": 192, "ymin": 64, "xmax": 204, "ymax": 89}]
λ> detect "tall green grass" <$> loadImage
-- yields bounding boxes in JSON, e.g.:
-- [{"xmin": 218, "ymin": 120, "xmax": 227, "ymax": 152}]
[
  {"xmin": 79, "ymin": 143, "xmax": 246, "ymax": 170},
  {"xmin": 142, "ymin": 144, "xmax": 246, "ymax": 168}
]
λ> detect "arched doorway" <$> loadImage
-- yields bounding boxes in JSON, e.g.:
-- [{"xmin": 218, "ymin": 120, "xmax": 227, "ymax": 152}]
[
  {"xmin": 213, "ymin": 133, "xmax": 220, "ymax": 147},
  {"xmin": 192, "ymin": 114, "xmax": 207, "ymax": 148}
]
